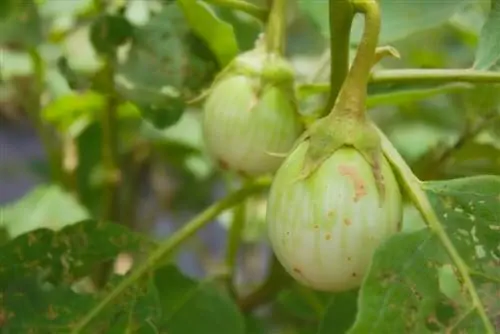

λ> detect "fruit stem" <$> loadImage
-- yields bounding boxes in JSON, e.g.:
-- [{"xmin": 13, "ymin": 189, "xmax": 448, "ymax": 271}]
[
  {"xmin": 325, "ymin": 0, "xmax": 354, "ymax": 115},
  {"xmin": 376, "ymin": 125, "xmax": 495, "ymax": 333},
  {"xmin": 328, "ymin": 0, "xmax": 380, "ymax": 121},
  {"xmin": 265, "ymin": 0, "xmax": 287, "ymax": 55}
]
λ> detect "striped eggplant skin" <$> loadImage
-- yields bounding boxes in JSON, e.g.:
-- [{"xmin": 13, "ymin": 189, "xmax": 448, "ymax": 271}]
[
  {"xmin": 202, "ymin": 73, "xmax": 304, "ymax": 176},
  {"xmin": 266, "ymin": 140, "xmax": 403, "ymax": 292}
]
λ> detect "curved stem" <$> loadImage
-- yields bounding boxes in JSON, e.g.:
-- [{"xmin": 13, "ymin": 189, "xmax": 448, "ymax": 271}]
[
  {"xmin": 71, "ymin": 177, "xmax": 271, "ymax": 333},
  {"xmin": 265, "ymin": 0, "xmax": 287, "ymax": 54},
  {"xmin": 376, "ymin": 126, "xmax": 495, "ymax": 333},
  {"xmin": 204, "ymin": 0, "xmax": 268, "ymax": 21},
  {"xmin": 328, "ymin": 0, "xmax": 380, "ymax": 120},
  {"xmin": 325, "ymin": 0, "xmax": 354, "ymax": 115}
]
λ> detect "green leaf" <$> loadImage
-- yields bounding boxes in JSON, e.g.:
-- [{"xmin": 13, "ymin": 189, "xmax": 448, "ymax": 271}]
[
  {"xmin": 349, "ymin": 230, "xmax": 468, "ymax": 333},
  {"xmin": 423, "ymin": 176, "xmax": 500, "ymax": 276},
  {"xmin": 154, "ymin": 265, "xmax": 245, "ymax": 334},
  {"xmin": 90, "ymin": 14, "xmax": 134, "ymax": 55},
  {"xmin": 317, "ymin": 290, "xmax": 358, "ymax": 334},
  {"xmin": 177, "ymin": 0, "xmax": 239, "ymax": 67},
  {"xmin": 0, "ymin": 0, "xmax": 43, "ymax": 48},
  {"xmin": 474, "ymin": 0, "xmax": 500, "ymax": 70},
  {"xmin": 0, "ymin": 185, "xmax": 90, "ymax": 239},
  {"xmin": 0, "ymin": 219, "xmax": 152, "ymax": 285},
  {"xmin": 298, "ymin": 0, "xmax": 472, "ymax": 44}
]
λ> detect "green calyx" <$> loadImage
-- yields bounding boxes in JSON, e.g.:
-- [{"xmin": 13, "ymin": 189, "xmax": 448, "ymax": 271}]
[{"xmin": 294, "ymin": 0, "xmax": 387, "ymax": 203}]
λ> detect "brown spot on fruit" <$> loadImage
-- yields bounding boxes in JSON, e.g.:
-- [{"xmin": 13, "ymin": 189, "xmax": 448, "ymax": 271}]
[
  {"xmin": 313, "ymin": 224, "xmax": 319, "ymax": 229},
  {"xmin": 218, "ymin": 159, "xmax": 230, "ymax": 170},
  {"xmin": 344, "ymin": 218, "xmax": 352, "ymax": 226},
  {"xmin": 325, "ymin": 233, "xmax": 332, "ymax": 240},
  {"xmin": 327, "ymin": 210, "xmax": 335, "ymax": 218},
  {"xmin": 338, "ymin": 164, "xmax": 367, "ymax": 202},
  {"xmin": 347, "ymin": 256, "xmax": 352, "ymax": 261},
  {"xmin": 352, "ymin": 272, "xmax": 357, "ymax": 277},
  {"xmin": 293, "ymin": 267, "xmax": 302, "ymax": 274}
]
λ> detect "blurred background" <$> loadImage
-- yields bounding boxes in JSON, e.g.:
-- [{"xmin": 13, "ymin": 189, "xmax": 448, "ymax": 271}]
[{"xmin": 0, "ymin": 1, "xmax": 499, "ymax": 329}]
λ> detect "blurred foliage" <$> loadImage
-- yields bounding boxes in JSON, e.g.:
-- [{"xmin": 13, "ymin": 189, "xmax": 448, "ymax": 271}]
[{"xmin": 0, "ymin": 0, "xmax": 499, "ymax": 333}]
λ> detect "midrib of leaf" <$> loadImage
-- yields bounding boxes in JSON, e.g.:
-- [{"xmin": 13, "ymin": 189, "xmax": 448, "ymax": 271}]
[
  {"xmin": 376, "ymin": 126, "xmax": 496, "ymax": 333},
  {"xmin": 162, "ymin": 277, "xmax": 215, "ymax": 324}
]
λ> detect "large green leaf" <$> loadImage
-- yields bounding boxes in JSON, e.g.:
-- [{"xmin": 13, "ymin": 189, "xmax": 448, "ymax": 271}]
[
  {"xmin": 317, "ymin": 290, "xmax": 358, "ymax": 334},
  {"xmin": 423, "ymin": 176, "xmax": 500, "ymax": 277},
  {"xmin": 474, "ymin": 0, "xmax": 500, "ymax": 70},
  {"xmin": 154, "ymin": 265, "xmax": 246, "ymax": 334},
  {"xmin": 298, "ymin": 0, "xmax": 472, "ymax": 44},
  {"xmin": 0, "ymin": 219, "xmax": 152, "ymax": 285},
  {"xmin": 348, "ymin": 230, "xmax": 468, "ymax": 333},
  {"xmin": 0, "ymin": 185, "xmax": 90, "ymax": 238},
  {"xmin": 177, "ymin": 0, "xmax": 239, "ymax": 66}
]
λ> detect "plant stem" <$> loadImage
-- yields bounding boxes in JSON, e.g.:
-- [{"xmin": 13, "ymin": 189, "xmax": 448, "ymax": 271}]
[
  {"xmin": 71, "ymin": 178, "xmax": 271, "ymax": 333},
  {"xmin": 265, "ymin": 0, "xmax": 287, "ymax": 55},
  {"xmin": 204, "ymin": 0, "xmax": 268, "ymax": 21},
  {"xmin": 224, "ymin": 200, "xmax": 247, "ymax": 296},
  {"xmin": 324, "ymin": 0, "xmax": 354, "ymax": 115},
  {"xmin": 298, "ymin": 69, "xmax": 500, "ymax": 96},
  {"xmin": 376, "ymin": 126, "xmax": 495, "ymax": 333},
  {"xmin": 27, "ymin": 49, "xmax": 62, "ymax": 182},
  {"xmin": 328, "ymin": 0, "xmax": 380, "ymax": 120},
  {"xmin": 371, "ymin": 69, "xmax": 500, "ymax": 84}
]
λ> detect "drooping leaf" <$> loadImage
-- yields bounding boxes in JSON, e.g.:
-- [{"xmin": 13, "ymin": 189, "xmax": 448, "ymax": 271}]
[
  {"xmin": 0, "ymin": 219, "xmax": 153, "ymax": 285},
  {"xmin": 177, "ymin": 0, "xmax": 239, "ymax": 66},
  {"xmin": 0, "ymin": 184, "xmax": 91, "ymax": 238},
  {"xmin": 154, "ymin": 265, "xmax": 245, "ymax": 334},
  {"xmin": 298, "ymin": 0, "xmax": 472, "ymax": 44},
  {"xmin": 474, "ymin": 0, "xmax": 500, "ymax": 70}
]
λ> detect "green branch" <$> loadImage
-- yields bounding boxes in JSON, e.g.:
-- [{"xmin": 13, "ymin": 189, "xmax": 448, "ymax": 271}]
[
  {"xmin": 324, "ymin": 0, "xmax": 354, "ymax": 115},
  {"xmin": 376, "ymin": 126, "xmax": 495, "ymax": 333},
  {"xmin": 203, "ymin": 0, "xmax": 267, "ymax": 21},
  {"xmin": 72, "ymin": 177, "xmax": 271, "ymax": 333},
  {"xmin": 371, "ymin": 69, "xmax": 500, "ymax": 84},
  {"xmin": 265, "ymin": 0, "xmax": 287, "ymax": 54},
  {"xmin": 299, "ymin": 69, "xmax": 500, "ymax": 96}
]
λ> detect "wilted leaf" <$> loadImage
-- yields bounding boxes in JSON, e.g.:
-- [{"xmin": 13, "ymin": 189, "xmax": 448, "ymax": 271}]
[
  {"xmin": 298, "ymin": 0, "xmax": 471, "ymax": 44},
  {"xmin": 177, "ymin": 0, "xmax": 239, "ymax": 66},
  {"xmin": 154, "ymin": 265, "xmax": 245, "ymax": 334},
  {"xmin": 0, "ymin": 184, "xmax": 90, "ymax": 238},
  {"xmin": 474, "ymin": 0, "xmax": 500, "ymax": 70}
]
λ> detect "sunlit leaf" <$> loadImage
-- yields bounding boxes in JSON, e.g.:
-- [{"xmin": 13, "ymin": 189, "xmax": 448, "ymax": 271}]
[
  {"xmin": 0, "ymin": 185, "xmax": 90, "ymax": 238},
  {"xmin": 177, "ymin": 0, "xmax": 239, "ymax": 66}
]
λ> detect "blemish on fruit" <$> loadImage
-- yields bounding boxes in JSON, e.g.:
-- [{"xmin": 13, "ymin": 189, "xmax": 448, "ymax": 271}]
[
  {"xmin": 293, "ymin": 267, "xmax": 302, "ymax": 274},
  {"xmin": 351, "ymin": 272, "xmax": 357, "ymax": 277},
  {"xmin": 344, "ymin": 218, "xmax": 352, "ymax": 226},
  {"xmin": 327, "ymin": 210, "xmax": 335, "ymax": 219},
  {"xmin": 338, "ymin": 165, "xmax": 367, "ymax": 202},
  {"xmin": 347, "ymin": 256, "xmax": 352, "ymax": 261},
  {"xmin": 325, "ymin": 233, "xmax": 332, "ymax": 240},
  {"xmin": 313, "ymin": 224, "xmax": 319, "ymax": 229}
]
